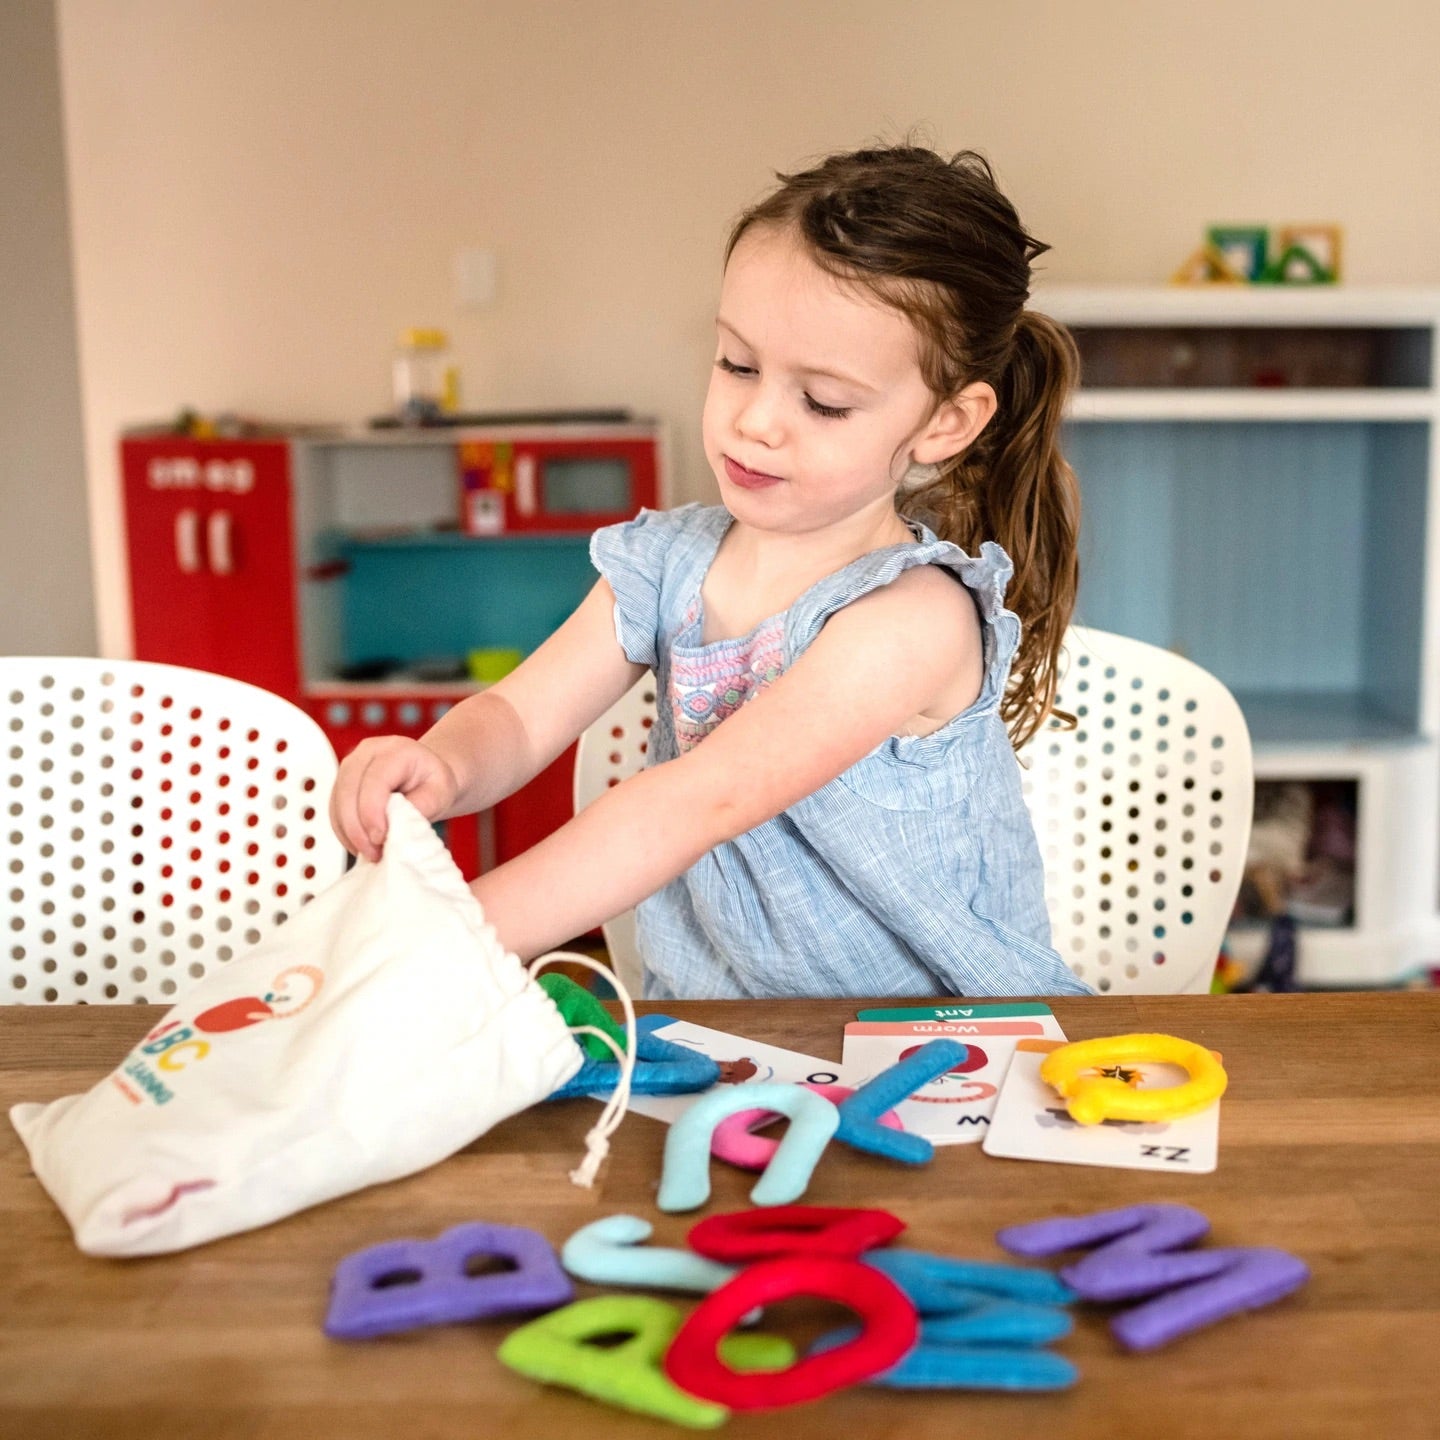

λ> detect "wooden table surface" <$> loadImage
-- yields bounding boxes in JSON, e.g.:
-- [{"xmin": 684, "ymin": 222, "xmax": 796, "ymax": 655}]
[{"xmin": 2, "ymin": 992, "xmax": 1438, "ymax": 1440}]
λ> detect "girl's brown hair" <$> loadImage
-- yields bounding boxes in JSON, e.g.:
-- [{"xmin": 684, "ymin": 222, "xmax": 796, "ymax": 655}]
[{"xmin": 726, "ymin": 145, "xmax": 1080, "ymax": 749}]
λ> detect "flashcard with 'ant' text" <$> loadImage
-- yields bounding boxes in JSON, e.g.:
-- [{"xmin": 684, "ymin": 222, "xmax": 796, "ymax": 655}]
[{"xmin": 981, "ymin": 1038, "xmax": 1220, "ymax": 1173}]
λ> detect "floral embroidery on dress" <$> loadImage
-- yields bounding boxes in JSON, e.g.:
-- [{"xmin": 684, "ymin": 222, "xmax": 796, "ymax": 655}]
[{"xmin": 671, "ymin": 608, "xmax": 785, "ymax": 754}]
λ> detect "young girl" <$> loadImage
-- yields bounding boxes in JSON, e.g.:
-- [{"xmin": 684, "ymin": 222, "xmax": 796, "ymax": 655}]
[{"xmin": 330, "ymin": 144, "xmax": 1092, "ymax": 999}]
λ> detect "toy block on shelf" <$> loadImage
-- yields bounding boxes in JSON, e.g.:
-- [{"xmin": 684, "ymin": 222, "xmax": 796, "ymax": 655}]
[{"xmin": 1170, "ymin": 243, "xmax": 1250, "ymax": 286}]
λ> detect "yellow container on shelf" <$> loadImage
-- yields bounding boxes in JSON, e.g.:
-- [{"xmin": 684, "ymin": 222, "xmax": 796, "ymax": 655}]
[{"xmin": 393, "ymin": 328, "xmax": 459, "ymax": 425}]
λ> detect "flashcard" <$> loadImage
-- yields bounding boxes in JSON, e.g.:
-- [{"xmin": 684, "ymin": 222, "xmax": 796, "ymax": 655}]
[
  {"xmin": 839, "ymin": 1006, "xmax": 1067, "ymax": 1146},
  {"xmin": 621, "ymin": 1018, "xmax": 844, "ymax": 1126},
  {"xmin": 854, "ymin": 1002, "xmax": 1058, "ymax": 1023},
  {"xmin": 981, "ymin": 1039, "xmax": 1220, "ymax": 1174}
]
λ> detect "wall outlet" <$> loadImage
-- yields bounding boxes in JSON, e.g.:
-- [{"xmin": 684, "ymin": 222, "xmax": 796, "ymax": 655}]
[{"xmin": 455, "ymin": 247, "xmax": 497, "ymax": 308}]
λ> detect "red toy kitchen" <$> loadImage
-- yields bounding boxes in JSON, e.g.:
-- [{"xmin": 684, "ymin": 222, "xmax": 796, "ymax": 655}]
[{"xmin": 122, "ymin": 419, "xmax": 665, "ymax": 878}]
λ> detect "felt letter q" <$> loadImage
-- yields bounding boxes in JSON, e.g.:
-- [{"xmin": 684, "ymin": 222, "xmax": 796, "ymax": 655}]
[
  {"xmin": 664, "ymin": 1256, "xmax": 918, "ymax": 1410},
  {"xmin": 1040, "ymin": 1034, "xmax": 1227, "ymax": 1124}
]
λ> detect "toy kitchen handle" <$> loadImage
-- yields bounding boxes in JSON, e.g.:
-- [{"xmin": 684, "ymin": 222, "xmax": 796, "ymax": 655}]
[
  {"xmin": 206, "ymin": 509, "xmax": 234, "ymax": 576},
  {"xmin": 515, "ymin": 454, "xmax": 538, "ymax": 517},
  {"xmin": 174, "ymin": 508, "xmax": 202, "ymax": 575}
]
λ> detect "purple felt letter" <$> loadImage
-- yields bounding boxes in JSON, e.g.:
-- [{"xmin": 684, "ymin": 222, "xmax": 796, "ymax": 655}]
[{"xmin": 996, "ymin": 1203, "xmax": 1309, "ymax": 1351}]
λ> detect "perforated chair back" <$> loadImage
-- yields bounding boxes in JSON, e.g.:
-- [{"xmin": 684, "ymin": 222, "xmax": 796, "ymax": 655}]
[
  {"xmin": 3, "ymin": 657, "xmax": 346, "ymax": 1004},
  {"xmin": 1016, "ymin": 626, "xmax": 1253, "ymax": 995},
  {"xmin": 572, "ymin": 676, "xmax": 657, "ymax": 995}
]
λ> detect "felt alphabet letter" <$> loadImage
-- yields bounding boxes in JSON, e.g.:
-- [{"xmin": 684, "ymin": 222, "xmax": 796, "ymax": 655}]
[
  {"xmin": 689, "ymin": 1205, "xmax": 906, "ymax": 1263},
  {"xmin": 664, "ymin": 1256, "xmax": 918, "ymax": 1410},
  {"xmin": 835, "ymin": 1038, "xmax": 970, "ymax": 1164},
  {"xmin": 997, "ymin": 1203, "xmax": 1309, "ymax": 1351},
  {"xmin": 562, "ymin": 1214, "xmax": 740, "ymax": 1296},
  {"xmin": 498, "ymin": 1295, "xmax": 794, "ymax": 1429},
  {"xmin": 657, "ymin": 1083, "xmax": 839, "ymax": 1212}
]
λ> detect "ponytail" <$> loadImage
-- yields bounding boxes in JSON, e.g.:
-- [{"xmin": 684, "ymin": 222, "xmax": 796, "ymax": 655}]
[
  {"xmin": 902, "ymin": 310, "xmax": 1081, "ymax": 749},
  {"xmin": 727, "ymin": 145, "xmax": 1082, "ymax": 747}
]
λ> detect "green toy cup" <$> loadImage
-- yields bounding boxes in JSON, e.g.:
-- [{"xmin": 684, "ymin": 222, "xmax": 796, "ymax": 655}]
[{"xmin": 467, "ymin": 648, "xmax": 524, "ymax": 685}]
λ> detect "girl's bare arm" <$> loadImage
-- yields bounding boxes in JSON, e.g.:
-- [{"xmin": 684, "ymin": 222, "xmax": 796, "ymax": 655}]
[
  {"xmin": 330, "ymin": 580, "xmax": 643, "ymax": 858},
  {"xmin": 470, "ymin": 566, "xmax": 980, "ymax": 956}
]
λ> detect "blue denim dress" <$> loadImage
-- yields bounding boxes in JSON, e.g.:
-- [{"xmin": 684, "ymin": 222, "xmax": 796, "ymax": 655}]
[{"xmin": 591, "ymin": 504, "xmax": 1090, "ymax": 1000}]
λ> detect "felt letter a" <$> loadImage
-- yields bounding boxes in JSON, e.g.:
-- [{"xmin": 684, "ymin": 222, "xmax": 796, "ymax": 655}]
[{"xmin": 499, "ymin": 1295, "xmax": 793, "ymax": 1428}]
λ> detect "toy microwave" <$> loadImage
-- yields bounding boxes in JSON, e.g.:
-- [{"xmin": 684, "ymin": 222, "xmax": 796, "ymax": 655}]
[{"xmin": 457, "ymin": 423, "xmax": 662, "ymax": 536}]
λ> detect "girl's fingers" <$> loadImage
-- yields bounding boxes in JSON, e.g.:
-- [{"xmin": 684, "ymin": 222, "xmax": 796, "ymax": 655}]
[
  {"xmin": 328, "ymin": 766, "xmax": 365, "ymax": 857},
  {"xmin": 356, "ymin": 749, "xmax": 408, "ymax": 857},
  {"xmin": 331, "ymin": 739, "xmax": 404, "ymax": 860},
  {"xmin": 331, "ymin": 739, "xmax": 454, "ymax": 862}
]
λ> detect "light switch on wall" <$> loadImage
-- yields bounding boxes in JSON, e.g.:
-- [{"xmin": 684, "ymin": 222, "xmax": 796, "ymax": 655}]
[{"xmin": 455, "ymin": 247, "xmax": 497, "ymax": 308}]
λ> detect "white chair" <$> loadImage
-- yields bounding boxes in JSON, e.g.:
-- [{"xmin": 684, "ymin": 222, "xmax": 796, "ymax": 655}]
[
  {"xmin": 2, "ymin": 657, "xmax": 347, "ymax": 1004},
  {"xmin": 573, "ymin": 628, "xmax": 1253, "ymax": 997},
  {"xmin": 573, "ymin": 676, "xmax": 658, "ymax": 996},
  {"xmin": 1016, "ymin": 626, "xmax": 1253, "ymax": 995}
]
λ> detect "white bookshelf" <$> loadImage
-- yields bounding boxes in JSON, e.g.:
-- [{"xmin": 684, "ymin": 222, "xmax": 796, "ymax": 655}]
[
  {"xmin": 1070, "ymin": 390, "xmax": 1435, "ymax": 423},
  {"xmin": 1037, "ymin": 284, "xmax": 1440, "ymax": 986}
]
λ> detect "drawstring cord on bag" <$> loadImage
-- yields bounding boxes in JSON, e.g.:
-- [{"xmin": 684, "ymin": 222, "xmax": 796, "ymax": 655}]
[{"xmin": 527, "ymin": 951, "xmax": 637, "ymax": 1188}]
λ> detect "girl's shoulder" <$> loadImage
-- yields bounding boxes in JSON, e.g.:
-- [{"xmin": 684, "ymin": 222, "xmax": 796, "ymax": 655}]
[{"xmin": 786, "ymin": 525, "xmax": 1019, "ymax": 668}]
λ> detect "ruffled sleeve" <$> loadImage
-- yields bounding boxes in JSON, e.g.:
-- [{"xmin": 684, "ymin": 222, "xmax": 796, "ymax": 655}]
[
  {"xmin": 590, "ymin": 505, "xmax": 731, "ymax": 669},
  {"xmin": 590, "ymin": 510, "xmax": 666, "ymax": 667},
  {"xmin": 785, "ymin": 528, "xmax": 1021, "ymax": 720},
  {"xmin": 949, "ymin": 538, "xmax": 1021, "ymax": 717}
]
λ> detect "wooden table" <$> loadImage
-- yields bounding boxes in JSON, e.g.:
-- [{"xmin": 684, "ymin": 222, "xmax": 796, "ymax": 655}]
[{"xmin": 2, "ymin": 993, "xmax": 1437, "ymax": 1439}]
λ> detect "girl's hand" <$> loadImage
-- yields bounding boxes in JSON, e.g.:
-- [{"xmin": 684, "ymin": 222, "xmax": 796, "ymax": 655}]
[{"xmin": 329, "ymin": 736, "xmax": 460, "ymax": 861}]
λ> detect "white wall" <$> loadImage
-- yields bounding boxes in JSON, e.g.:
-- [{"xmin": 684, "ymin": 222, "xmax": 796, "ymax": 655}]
[
  {"xmin": 1, "ymin": 0, "xmax": 93, "ymax": 654},
  {"xmin": 55, "ymin": 0, "xmax": 1440, "ymax": 654}
]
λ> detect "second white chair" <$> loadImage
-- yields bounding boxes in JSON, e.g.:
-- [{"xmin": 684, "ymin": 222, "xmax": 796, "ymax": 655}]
[{"xmin": 1015, "ymin": 626, "xmax": 1252, "ymax": 995}]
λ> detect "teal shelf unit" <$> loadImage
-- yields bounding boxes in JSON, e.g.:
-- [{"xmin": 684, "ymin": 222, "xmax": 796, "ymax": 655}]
[{"xmin": 1064, "ymin": 419, "xmax": 1427, "ymax": 747}]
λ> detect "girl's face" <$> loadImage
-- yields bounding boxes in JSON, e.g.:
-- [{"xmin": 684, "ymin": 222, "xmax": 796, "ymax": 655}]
[{"xmin": 703, "ymin": 224, "xmax": 957, "ymax": 537}]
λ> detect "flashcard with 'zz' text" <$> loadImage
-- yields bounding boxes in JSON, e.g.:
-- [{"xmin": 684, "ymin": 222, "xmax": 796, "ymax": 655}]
[
  {"xmin": 839, "ymin": 1004, "xmax": 1068, "ymax": 1146},
  {"xmin": 981, "ymin": 1039, "xmax": 1220, "ymax": 1173}
]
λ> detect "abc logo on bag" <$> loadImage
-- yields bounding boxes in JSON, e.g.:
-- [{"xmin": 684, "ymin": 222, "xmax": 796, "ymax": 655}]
[{"xmin": 109, "ymin": 965, "xmax": 325, "ymax": 1107}]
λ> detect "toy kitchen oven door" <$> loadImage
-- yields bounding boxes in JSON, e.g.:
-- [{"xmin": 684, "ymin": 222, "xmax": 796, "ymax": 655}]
[{"xmin": 122, "ymin": 419, "xmax": 665, "ymax": 881}]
